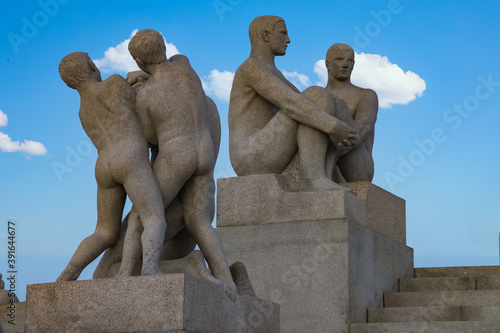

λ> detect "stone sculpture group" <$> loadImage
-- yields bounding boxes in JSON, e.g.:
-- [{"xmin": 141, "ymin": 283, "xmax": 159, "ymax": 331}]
[{"xmin": 57, "ymin": 15, "xmax": 378, "ymax": 305}]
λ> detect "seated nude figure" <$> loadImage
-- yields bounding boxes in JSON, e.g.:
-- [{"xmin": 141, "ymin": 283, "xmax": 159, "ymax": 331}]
[
  {"xmin": 57, "ymin": 52, "xmax": 167, "ymax": 281},
  {"xmin": 229, "ymin": 16, "xmax": 360, "ymax": 191},
  {"xmin": 325, "ymin": 43, "xmax": 378, "ymax": 182},
  {"xmin": 114, "ymin": 29, "xmax": 237, "ymax": 297}
]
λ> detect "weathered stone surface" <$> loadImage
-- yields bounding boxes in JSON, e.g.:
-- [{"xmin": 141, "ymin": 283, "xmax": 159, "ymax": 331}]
[
  {"xmin": 218, "ymin": 175, "xmax": 412, "ymax": 332},
  {"xmin": 217, "ymin": 174, "xmax": 365, "ymax": 227},
  {"xmin": 25, "ymin": 274, "xmax": 279, "ymax": 333},
  {"xmin": 358, "ymin": 264, "xmax": 500, "ymax": 331},
  {"xmin": 414, "ymin": 266, "xmax": 500, "ymax": 277},
  {"xmin": 217, "ymin": 175, "xmax": 406, "ymax": 244},
  {"xmin": 477, "ymin": 275, "xmax": 500, "ymax": 290},
  {"xmin": 462, "ymin": 305, "xmax": 500, "ymax": 321},
  {"xmin": 219, "ymin": 220, "xmax": 412, "ymax": 332},
  {"xmin": 350, "ymin": 321, "xmax": 500, "ymax": 333},
  {"xmin": 341, "ymin": 181, "xmax": 405, "ymax": 243},
  {"xmin": 384, "ymin": 290, "xmax": 500, "ymax": 307},
  {"xmin": 399, "ymin": 276, "xmax": 476, "ymax": 292},
  {"xmin": 369, "ymin": 304, "xmax": 500, "ymax": 323},
  {"xmin": 368, "ymin": 305, "xmax": 462, "ymax": 323}
]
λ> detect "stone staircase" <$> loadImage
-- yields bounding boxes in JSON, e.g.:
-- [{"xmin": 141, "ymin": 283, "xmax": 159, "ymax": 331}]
[{"xmin": 350, "ymin": 266, "xmax": 500, "ymax": 332}]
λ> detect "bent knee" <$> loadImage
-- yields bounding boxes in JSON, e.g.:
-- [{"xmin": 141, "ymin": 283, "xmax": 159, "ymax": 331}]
[
  {"xmin": 94, "ymin": 229, "xmax": 120, "ymax": 249},
  {"xmin": 301, "ymin": 86, "xmax": 335, "ymax": 114}
]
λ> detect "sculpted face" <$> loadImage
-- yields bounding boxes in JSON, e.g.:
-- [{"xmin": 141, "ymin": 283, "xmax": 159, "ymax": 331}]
[
  {"xmin": 268, "ymin": 21, "xmax": 290, "ymax": 56},
  {"xmin": 327, "ymin": 48, "xmax": 354, "ymax": 81},
  {"xmin": 88, "ymin": 59, "xmax": 102, "ymax": 82}
]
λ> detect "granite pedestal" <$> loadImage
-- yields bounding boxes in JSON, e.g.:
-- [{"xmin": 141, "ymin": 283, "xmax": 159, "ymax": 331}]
[
  {"xmin": 217, "ymin": 175, "xmax": 413, "ymax": 333},
  {"xmin": 25, "ymin": 273, "xmax": 279, "ymax": 333}
]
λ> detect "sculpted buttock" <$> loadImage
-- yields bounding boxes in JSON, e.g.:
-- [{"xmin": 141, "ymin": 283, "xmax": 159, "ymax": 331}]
[{"xmin": 57, "ymin": 51, "xmax": 167, "ymax": 282}]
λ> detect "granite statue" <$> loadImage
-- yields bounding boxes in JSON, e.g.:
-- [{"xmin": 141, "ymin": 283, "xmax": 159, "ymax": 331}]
[
  {"xmin": 57, "ymin": 52, "xmax": 167, "ymax": 281},
  {"xmin": 112, "ymin": 29, "xmax": 237, "ymax": 297},
  {"xmin": 229, "ymin": 15, "xmax": 360, "ymax": 192},
  {"xmin": 325, "ymin": 43, "xmax": 378, "ymax": 182}
]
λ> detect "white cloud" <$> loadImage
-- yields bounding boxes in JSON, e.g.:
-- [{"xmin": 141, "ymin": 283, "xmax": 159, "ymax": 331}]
[
  {"xmin": 313, "ymin": 60, "xmax": 328, "ymax": 87},
  {"xmin": 201, "ymin": 70, "xmax": 235, "ymax": 102},
  {"xmin": 93, "ymin": 29, "xmax": 180, "ymax": 73},
  {"xmin": 0, "ymin": 110, "xmax": 8, "ymax": 127},
  {"xmin": 281, "ymin": 70, "xmax": 311, "ymax": 90},
  {"xmin": 314, "ymin": 52, "xmax": 426, "ymax": 109},
  {"xmin": 0, "ymin": 110, "xmax": 47, "ymax": 156}
]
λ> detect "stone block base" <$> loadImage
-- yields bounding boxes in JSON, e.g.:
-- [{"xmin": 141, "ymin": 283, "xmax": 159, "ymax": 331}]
[
  {"xmin": 217, "ymin": 175, "xmax": 413, "ymax": 333},
  {"xmin": 25, "ymin": 274, "xmax": 279, "ymax": 333}
]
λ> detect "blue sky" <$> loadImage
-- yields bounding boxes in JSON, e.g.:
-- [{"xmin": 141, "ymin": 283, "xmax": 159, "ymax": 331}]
[{"xmin": 1, "ymin": 0, "xmax": 500, "ymax": 301}]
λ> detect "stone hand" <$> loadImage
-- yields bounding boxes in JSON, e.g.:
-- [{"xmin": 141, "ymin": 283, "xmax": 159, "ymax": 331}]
[
  {"xmin": 126, "ymin": 70, "xmax": 151, "ymax": 86},
  {"xmin": 330, "ymin": 121, "xmax": 360, "ymax": 151}
]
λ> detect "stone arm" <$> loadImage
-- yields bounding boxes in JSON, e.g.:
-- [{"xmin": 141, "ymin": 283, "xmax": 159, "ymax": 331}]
[
  {"xmin": 352, "ymin": 89, "xmax": 378, "ymax": 147},
  {"xmin": 242, "ymin": 60, "xmax": 353, "ymax": 136},
  {"xmin": 126, "ymin": 70, "xmax": 151, "ymax": 86}
]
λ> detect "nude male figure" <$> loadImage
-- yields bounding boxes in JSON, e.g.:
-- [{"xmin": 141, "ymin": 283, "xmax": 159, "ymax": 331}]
[
  {"xmin": 116, "ymin": 29, "xmax": 237, "ymax": 296},
  {"xmin": 325, "ymin": 43, "xmax": 378, "ymax": 181},
  {"xmin": 229, "ymin": 16, "xmax": 359, "ymax": 191},
  {"xmin": 57, "ymin": 52, "xmax": 167, "ymax": 281}
]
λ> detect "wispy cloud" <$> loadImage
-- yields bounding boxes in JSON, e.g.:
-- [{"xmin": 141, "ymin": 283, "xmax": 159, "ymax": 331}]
[
  {"xmin": 201, "ymin": 69, "xmax": 235, "ymax": 102},
  {"xmin": 282, "ymin": 70, "xmax": 311, "ymax": 90},
  {"xmin": 0, "ymin": 109, "xmax": 47, "ymax": 156},
  {"xmin": 93, "ymin": 29, "xmax": 180, "ymax": 73},
  {"xmin": 314, "ymin": 52, "xmax": 426, "ymax": 108}
]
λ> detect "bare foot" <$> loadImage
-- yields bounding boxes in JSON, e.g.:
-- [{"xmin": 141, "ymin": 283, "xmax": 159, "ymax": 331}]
[
  {"xmin": 186, "ymin": 251, "xmax": 222, "ymax": 285},
  {"xmin": 113, "ymin": 270, "xmax": 134, "ymax": 279},
  {"xmin": 56, "ymin": 266, "xmax": 78, "ymax": 282},
  {"xmin": 230, "ymin": 262, "xmax": 256, "ymax": 297},
  {"xmin": 141, "ymin": 267, "xmax": 163, "ymax": 276},
  {"xmin": 219, "ymin": 281, "xmax": 238, "ymax": 302}
]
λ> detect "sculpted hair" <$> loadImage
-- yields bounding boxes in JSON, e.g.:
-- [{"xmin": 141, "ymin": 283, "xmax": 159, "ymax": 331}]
[
  {"xmin": 326, "ymin": 43, "xmax": 354, "ymax": 62},
  {"xmin": 249, "ymin": 15, "xmax": 285, "ymax": 46},
  {"xmin": 59, "ymin": 52, "xmax": 93, "ymax": 89},
  {"xmin": 128, "ymin": 29, "xmax": 167, "ymax": 65}
]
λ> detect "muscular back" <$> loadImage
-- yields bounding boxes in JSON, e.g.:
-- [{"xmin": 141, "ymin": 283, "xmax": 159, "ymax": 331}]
[
  {"xmin": 78, "ymin": 75, "xmax": 147, "ymax": 154},
  {"xmin": 136, "ymin": 55, "xmax": 212, "ymax": 147}
]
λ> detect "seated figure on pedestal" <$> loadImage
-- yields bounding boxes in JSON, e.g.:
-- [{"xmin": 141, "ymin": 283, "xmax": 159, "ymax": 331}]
[
  {"xmin": 324, "ymin": 43, "xmax": 378, "ymax": 182},
  {"xmin": 57, "ymin": 52, "xmax": 167, "ymax": 281},
  {"xmin": 229, "ymin": 15, "xmax": 360, "ymax": 191}
]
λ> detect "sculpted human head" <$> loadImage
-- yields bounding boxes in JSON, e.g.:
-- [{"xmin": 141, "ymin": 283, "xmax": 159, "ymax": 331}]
[
  {"xmin": 249, "ymin": 15, "xmax": 290, "ymax": 56},
  {"xmin": 128, "ymin": 29, "xmax": 167, "ymax": 72},
  {"xmin": 59, "ymin": 52, "xmax": 101, "ymax": 90},
  {"xmin": 326, "ymin": 43, "xmax": 355, "ymax": 81}
]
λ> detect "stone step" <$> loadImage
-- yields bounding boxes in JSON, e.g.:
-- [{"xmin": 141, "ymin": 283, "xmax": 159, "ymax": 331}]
[
  {"xmin": 400, "ymin": 275, "xmax": 500, "ymax": 292},
  {"xmin": 399, "ymin": 276, "xmax": 476, "ymax": 292},
  {"xmin": 414, "ymin": 265, "xmax": 500, "ymax": 278},
  {"xmin": 477, "ymin": 275, "xmax": 500, "ymax": 290},
  {"xmin": 350, "ymin": 321, "xmax": 500, "ymax": 333},
  {"xmin": 368, "ymin": 306, "xmax": 461, "ymax": 323},
  {"xmin": 384, "ymin": 290, "xmax": 500, "ymax": 307},
  {"xmin": 368, "ymin": 305, "xmax": 500, "ymax": 323}
]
